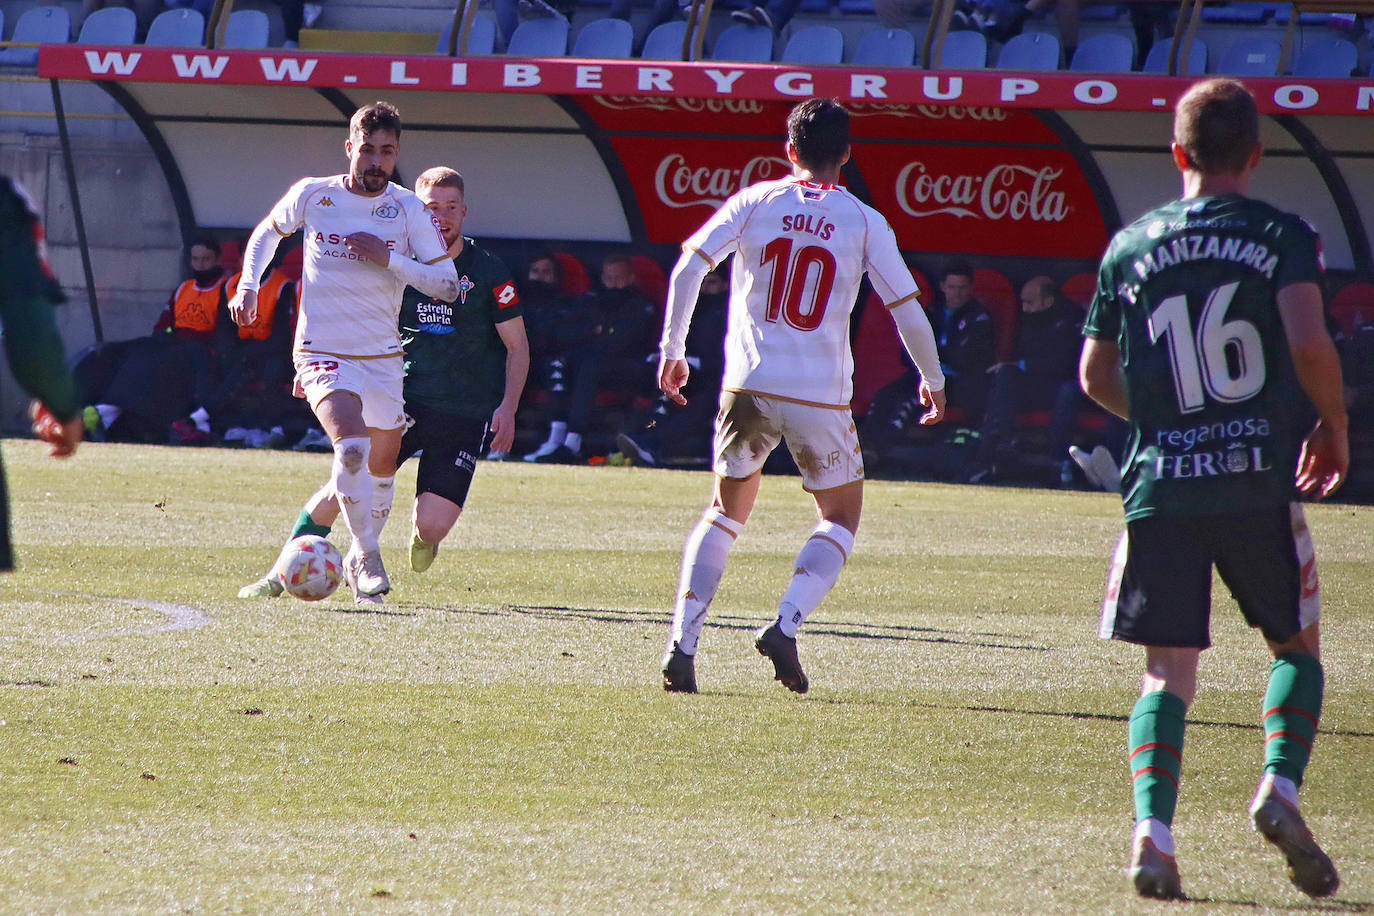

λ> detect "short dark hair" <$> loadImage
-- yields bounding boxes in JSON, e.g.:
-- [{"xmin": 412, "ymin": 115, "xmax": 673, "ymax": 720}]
[
  {"xmin": 190, "ymin": 230, "xmax": 220, "ymax": 254},
  {"xmin": 350, "ymin": 101, "xmax": 402, "ymax": 140},
  {"xmin": 941, "ymin": 261, "xmax": 974, "ymax": 284},
  {"xmin": 602, "ymin": 252, "xmax": 633, "ymax": 271},
  {"xmin": 786, "ymin": 98, "xmax": 850, "ymax": 172},
  {"xmin": 1173, "ymin": 78, "xmax": 1258, "ymax": 175},
  {"xmin": 528, "ymin": 250, "xmax": 563, "ymax": 282}
]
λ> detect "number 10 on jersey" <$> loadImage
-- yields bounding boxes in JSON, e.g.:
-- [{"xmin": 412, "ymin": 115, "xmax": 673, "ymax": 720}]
[{"xmin": 761, "ymin": 237, "xmax": 838, "ymax": 332}]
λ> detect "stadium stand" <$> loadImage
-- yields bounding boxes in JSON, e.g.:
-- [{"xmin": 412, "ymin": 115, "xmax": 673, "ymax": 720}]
[
  {"xmin": 436, "ymin": 14, "xmax": 496, "ymax": 53},
  {"xmin": 1215, "ymin": 35, "xmax": 1282, "ymax": 73},
  {"xmin": 507, "ymin": 16, "xmax": 570, "ymax": 55},
  {"xmin": 1141, "ymin": 35, "xmax": 1208, "ymax": 73},
  {"xmin": 572, "ymin": 17, "xmax": 634, "ymax": 56},
  {"xmin": 780, "ymin": 24, "xmax": 845, "ymax": 62},
  {"xmin": 850, "ymin": 25, "xmax": 917, "ymax": 64},
  {"xmin": 973, "ymin": 267, "xmax": 1018, "ymax": 360},
  {"xmin": 711, "ymin": 22, "xmax": 774, "ymax": 60},
  {"xmin": 1061, "ymin": 271, "xmax": 1096, "ymax": 309},
  {"xmin": 640, "ymin": 19, "xmax": 691, "ymax": 58},
  {"xmin": 1292, "ymin": 35, "xmax": 1358, "ymax": 75},
  {"xmin": 221, "ymin": 8, "xmax": 271, "ymax": 47},
  {"xmin": 937, "ymin": 28, "xmax": 988, "ymax": 67},
  {"xmin": 76, "ymin": 6, "xmax": 139, "ymax": 44},
  {"xmin": 995, "ymin": 30, "xmax": 1061, "ymax": 69},
  {"xmin": 144, "ymin": 7, "xmax": 205, "ymax": 46},
  {"xmin": 0, "ymin": 5, "xmax": 69, "ymax": 66},
  {"xmin": 1068, "ymin": 31, "xmax": 1133, "ymax": 70},
  {"xmin": 554, "ymin": 252, "xmax": 592, "ymax": 296}
]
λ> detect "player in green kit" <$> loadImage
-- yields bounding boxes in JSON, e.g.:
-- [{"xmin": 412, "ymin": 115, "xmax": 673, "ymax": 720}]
[
  {"xmin": 1080, "ymin": 79, "xmax": 1347, "ymax": 901},
  {"xmin": 239, "ymin": 166, "xmax": 528, "ymax": 600}
]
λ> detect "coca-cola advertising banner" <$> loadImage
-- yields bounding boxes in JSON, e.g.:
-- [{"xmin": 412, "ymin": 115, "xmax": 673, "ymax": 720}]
[
  {"xmin": 611, "ymin": 136, "xmax": 795, "ymax": 244},
  {"xmin": 854, "ymin": 143, "xmax": 1108, "ymax": 257},
  {"xmin": 608, "ymin": 132, "xmax": 1107, "ymax": 257}
]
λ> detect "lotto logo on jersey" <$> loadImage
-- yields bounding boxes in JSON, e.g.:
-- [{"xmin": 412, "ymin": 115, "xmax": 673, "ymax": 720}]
[{"xmin": 495, "ymin": 282, "xmax": 518, "ymax": 309}]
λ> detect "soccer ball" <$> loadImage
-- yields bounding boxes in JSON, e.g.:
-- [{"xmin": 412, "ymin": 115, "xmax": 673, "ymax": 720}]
[{"xmin": 278, "ymin": 535, "xmax": 343, "ymax": 601}]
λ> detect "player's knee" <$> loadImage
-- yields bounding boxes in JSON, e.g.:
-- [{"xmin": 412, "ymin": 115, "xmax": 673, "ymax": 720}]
[{"xmin": 416, "ymin": 513, "xmax": 458, "ymax": 545}]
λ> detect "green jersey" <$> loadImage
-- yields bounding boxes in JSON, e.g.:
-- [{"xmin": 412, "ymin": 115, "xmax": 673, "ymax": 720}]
[
  {"xmin": 400, "ymin": 238, "xmax": 521, "ymax": 421},
  {"xmin": 1084, "ymin": 194, "xmax": 1322, "ymax": 521}
]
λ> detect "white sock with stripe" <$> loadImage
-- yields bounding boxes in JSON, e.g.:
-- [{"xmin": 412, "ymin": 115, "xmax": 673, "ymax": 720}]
[
  {"xmin": 331, "ymin": 436, "xmax": 377, "ymax": 554},
  {"xmin": 372, "ymin": 474, "xmax": 395, "ymax": 540},
  {"xmin": 776, "ymin": 520, "xmax": 854, "ymax": 637},
  {"xmin": 669, "ymin": 508, "xmax": 744, "ymax": 655}
]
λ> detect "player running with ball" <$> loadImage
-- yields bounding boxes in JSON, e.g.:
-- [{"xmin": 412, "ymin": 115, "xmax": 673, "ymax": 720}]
[
  {"xmin": 658, "ymin": 98, "xmax": 945, "ymax": 694},
  {"xmin": 230, "ymin": 101, "xmax": 457, "ymax": 603},
  {"xmin": 1080, "ymin": 78, "xmax": 1347, "ymax": 900}
]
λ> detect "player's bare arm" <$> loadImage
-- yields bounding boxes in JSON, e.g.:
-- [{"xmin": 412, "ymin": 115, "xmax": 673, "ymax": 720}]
[
  {"xmin": 490, "ymin": 317, "xmax": 531, "ymax": 455},
  {"xmin": 1278, "ymin": 281, "xmax": 1349, "ymax": 497},
  {"xmin": 1079, "ymin": 336, "xmax": 1129, "ymax": 419}
]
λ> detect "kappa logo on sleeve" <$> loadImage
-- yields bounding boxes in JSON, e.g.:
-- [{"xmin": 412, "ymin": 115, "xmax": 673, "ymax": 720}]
[{"xmin": 495, "ymin": 282, "xmax": 518, "ymax": 309}]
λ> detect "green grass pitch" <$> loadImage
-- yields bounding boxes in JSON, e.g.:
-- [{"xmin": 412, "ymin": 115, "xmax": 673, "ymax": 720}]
[{"xmin": 2, "ymin": 439, "xmax": 1370, "ymax": 914}]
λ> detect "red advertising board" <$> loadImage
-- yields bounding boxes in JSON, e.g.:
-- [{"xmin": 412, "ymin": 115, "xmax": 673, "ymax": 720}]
[{"xmin": 854, "ymin": 142, "xmax": 1109, "ymax": 257}]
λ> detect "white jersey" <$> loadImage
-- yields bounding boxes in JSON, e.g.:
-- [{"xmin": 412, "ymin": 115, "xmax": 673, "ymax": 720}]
[
  {"xmin": 681, "ymin": 177, "xmax": 922, "ymax": 407},
  {"xmin": 265, "ymin": 175, "xmax": 449, "ymax": 359}
]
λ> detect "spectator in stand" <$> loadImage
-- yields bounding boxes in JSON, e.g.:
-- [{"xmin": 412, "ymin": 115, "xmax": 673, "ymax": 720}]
[
  {"xmin": 616, "ymin": 264, "xmax": 729, "ymax": 466},
  {"xmin": 862, "ymin": 261, "xmax": 995, "ymax": 461},
  {"xmin": 965, "ymin": 275, "xmax": 1083, "ymax": 484},
  {"xmin": 517, "ymin": 250, "xmax": 583, "ymax": 453},
  {"xmin": 523, "ymin": 252, "xmax": 658, "ymax": 463},
  {"xmin": 726, "ymin": 0, "xmax": 800, "ymax": 32},
  {"xmin": 1337, "ymin": 311, "xmax": 1374, "ymax": 430},
  {"xmin": 151, "ymin": 230, "xmax": 233, "ymax": 439}
]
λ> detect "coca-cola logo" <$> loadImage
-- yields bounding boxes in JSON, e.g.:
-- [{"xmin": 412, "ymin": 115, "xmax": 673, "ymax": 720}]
[
  {"xmin": 596, "ymin": 96, "xmax": 767, "ymax": 115},
  {"xmin": 849, "ymin": 103, "xmax": 1009, "ymax": 122},
  {"xmin": 895, "ymin": 162, "xmax": 1069, "ymax": 222},
  {"xmin": 653, "ymin": 153, "xmax": 790, "ymax": 209}
]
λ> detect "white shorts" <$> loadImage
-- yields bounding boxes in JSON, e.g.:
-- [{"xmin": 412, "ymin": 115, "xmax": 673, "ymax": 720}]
[
  {"xmin": 713, "ymin": 390, "xmax": 863, "ymax": 492},
  {"xmin": 294, "ymin": 353, "xmax": 406, "ymax": 431}
]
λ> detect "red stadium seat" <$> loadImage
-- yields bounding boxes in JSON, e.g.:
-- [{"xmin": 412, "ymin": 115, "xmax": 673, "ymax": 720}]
[
  {"xmin": 1329, "ymin": 280, "xmax": 1374, "ymax": 336},
  {"xmin": 974, "ymin": 268, "xmax": 1018, "ymax": 361},
  {"xmin": 220, "ymin": 238, "xmax": 243, "ymax": 275},
  {"xmin": 630, "ymin": 254, "xmax": 668, "ymax": 309},
  {"xmin": 851, "ymin": 290, "xmax": 909, "ymax": 417},
  {"xmin": 554, "ymin": 251, "xmax": 591, "ymax": 296},
  {"xmin": 1061, "ymin": 271, "xmax": 1096, "ymax": 310}
]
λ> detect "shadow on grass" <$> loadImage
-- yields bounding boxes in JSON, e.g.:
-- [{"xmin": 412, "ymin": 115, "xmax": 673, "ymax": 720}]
[
  {"xmin": 433, "ymin": 603, "xmax": 1051, "ymax": 653},
  {"xmin": 1179, "ymin": 896, "xmax": 1372, "ymax": 912}
]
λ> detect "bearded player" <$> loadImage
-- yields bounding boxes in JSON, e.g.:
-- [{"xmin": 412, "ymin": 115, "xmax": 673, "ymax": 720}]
[
  {"xmin": 239, "ymin": 166, "xmax": 527, "ymax": 600},
  {"xmin": 658, "ymin": 98, "xmax": 945, "ymax": 694},
  {"xmin": 230, "ymin": 101, "xmax": 458, "ymax": 603}
]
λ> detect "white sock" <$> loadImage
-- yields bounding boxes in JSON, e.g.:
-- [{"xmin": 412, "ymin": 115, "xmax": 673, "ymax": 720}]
[
  {"xmin": 1254, "ymin": 772, "xmax": 1299, "ymax": 808},
  {"xmin": 190, "ymin": 406, "xmax": 211, "ymax": 433},
  {"xmin": 1134, "ymin": 817, "xmax": 1175, "ymax": 857},
  {"xmin": 669, "ymin": 508, "xmax": 744, "ymax": 655},
  {"xmin": 372, "ymin": 474, "xmax": 395, "ymax": 540},
  {"xmin": 776, "ymin": 521, "xmax": 854, "ymax": 637},
  {"xmin": 563, "ymin": 431, "xmax": 582, "ymax": 454},
  {"xmin": 331, "ymin": 436, "xmax": 377, "ymax": 553},
  {"xmin": 94, "ymin": 403, "xmax": 121, "ymax": 427},
  {"xmin": 525, "ymin": 421, "xmax": 567, "ymax": 459}
]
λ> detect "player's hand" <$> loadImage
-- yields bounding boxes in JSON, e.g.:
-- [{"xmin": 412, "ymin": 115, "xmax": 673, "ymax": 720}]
[
  {"xmin": 229, "ymin": 287, "xmax": 258, "ymax": 326},
  {"xmin": 29, "ymin": 400, "xmax": 81, "ymax": 458},
  {"xmin": 917, "ymin": 381, "xmax": 946, "ymax": 425},
  {"xmin": 1295, "ymin": 418, "xmax": 1348, "ymax": 499},
  {"xmin": 345, "ymin": 232, "xmax": 390, "ymax": 267},
  {"xmin": 659, "ymin": 357, "xmax": 689, "ymax": 406},
  {"xmin": 488, "ymin": 404, "xmax": 517, "ymax": 455}
]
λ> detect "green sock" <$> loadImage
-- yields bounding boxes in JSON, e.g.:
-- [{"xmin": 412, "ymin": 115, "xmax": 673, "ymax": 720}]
[
  {"xmin": 1262, "ymin": 652, "xmax": 1323, "ymax": 787},
  {"xmin": 291, "ymin": 509, "xmax": 332, "ymax": 540},
  {"xmin": 1129, "ymin": 690, "xmax": 1187, "ymax": 826}
]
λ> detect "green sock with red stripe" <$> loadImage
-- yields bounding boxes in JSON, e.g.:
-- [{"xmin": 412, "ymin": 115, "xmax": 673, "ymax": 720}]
[
  {"xmin": 1129, "ymin": 690, "xmax": 1186, "ymax": 827},
  {"xmin": 1262, "ymin": 652, "xmax": 1323, "ymax": 787}
]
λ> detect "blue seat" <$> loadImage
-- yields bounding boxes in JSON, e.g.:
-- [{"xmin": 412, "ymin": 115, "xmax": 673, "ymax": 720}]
[
  {"xmin": 507, "ymin": 16, "xmax": 569, "ymax": 56},
  {"xmin": 437, "ymin": 16, "xmax": 497, "ymax": 54},
  {"xmin": 572, "ymin": 17, "xmax": 633, "ymax": 58},
  {"xmin": 995, "ymin": 30, "xmax": 1060, "ymax": 69},
  {"xmin": 145, "ymin": 8, "xmax": 205, "ymax": 47},
  {"xmin": 1216, "ymin": 36, "xmax": 1280, "ymax": 75},
  {"xmin": 640, "ymin": 19, "xmax": 690, "ymax": 59},
  {"xmin": 1069, "ymin": 32, "xmax": 1133, "ymax": 71},
  {"xmin": 939, "ymin": 29, "xmax": 987, "ymax": 68},
  {"xmin": 851, "ymin": 27, "xmax": 915, "ymax": 66},
  {"xmin": 222, "ymin": 9, "xmax": 269, "ymax": 48},
  {"xmin": 711, "ymin": 23, "xmax": 773, "ymax": 61},
  {"xmin": 1200, "ymin": 1, "xmax": 1271, "ymax": 22},
  {"xmin": 0, "ymin": 6, "xmax": 70, "ymax": 66},
  {"xmin": 77, "ymin": 6, "xmax": 137, "ymax": 45},
  {"xmin": 1142, "ymin": 36, "xmax": 1206, "ymax": 74},
  {"xmin": 1292, "ymin": 36, "xmax": 1357, "ymax": 77},
  {"xmin": 780, "ymin": 25, "xmax": 843, "ymax": 63}
]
